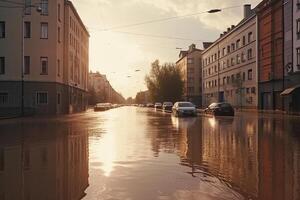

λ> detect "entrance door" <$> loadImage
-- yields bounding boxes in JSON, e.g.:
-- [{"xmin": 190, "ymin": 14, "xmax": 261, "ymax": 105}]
[{"xmin": 262, "ymin": 93, "xmax": 272, "ymax": 110}]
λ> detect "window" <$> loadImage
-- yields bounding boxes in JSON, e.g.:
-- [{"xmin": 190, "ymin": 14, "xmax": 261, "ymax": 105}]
[
  {"xmin": 57, "ymin": 59, "xmax": 60, "ymax": 76},
  {"xmin": 241, "ymin": 52, "xmax": 246, "ymax": 62},
  {"xmin": 24, "ymin": 21, "xmax": 31, "ymax": 38},
  {"xmin": 236, "ymin": 54, "xmax": 241, "ymax": 64},
  {"xmin": 248, "ymin": 32, "xmax": 253, "ymax": 43},
  {"xmin": 0, "ymin": 57, "xmax": 5, "ymax": 74},
  {"xmin": 236, "ymin": 39, "xmax": 240, "ymax": 49},
  {"xmin": 251, "ymin": 87, "xmax": 256, "ymax": 94},
  {"xmin": 227, "ymin": 45, "xmax": 230, "ymax": 53},
  {"xmin": 247, "ymin": 49, "xmax": 253, "ymax": 60},
  {"xmin": 231, "ymin": 74, "xmax": 235, "ymax": 82},
  {"xmin": 243, "ymin": 72, "xmax": 246, "ymax": 81},
  {"xmin": 58, "ymin": 27, "xmax": 61, "ymax": 42},
  {"xmin": 231, "ymin": 43, "xmax": 235, "ymax": 51},
  {"xmin": 297, "ymin": 0, "xmax": 300, "ymax": 10},
  {"xmin": 24, "ymin": 149, "xmax": 30, "ymax": 170},
  {"xmin": 57, "ymin": 93, "xmax": 61, "ymax": 104},
  {"xmin": 25, "ymin": 0, "xmax": 31, "ymax": 14},
  {"xmin": 0, "ymin": 148, "xmax": 4, "ymax": 171},
  {"xmin": 40, "ymin": 22, "xmax": 48, "ymax": 39},
  {"xmin": 0, "ymin": 92, "xmax": 8, "ymax": 105},
  {"xmin": 24, "ymin": 56, "xmax": 30, "ymax": 74},
  {"xmin": 37, "ymin": 92, "xmax": 48, "ymax": 104},
  {"xmin": 231, "ymin": 57, "xmax": 235, "ymax": 66},
  {"xmin": 41, "ymin": 0, "xmax": 48, "ymax": 15},
  {"xmin": 248, "ymin": 69, "xmax": 253, "ymax": 80},
  {"xmin": 297, "ymin": 48, "xmax": 300, "ymax": 66},
  {"xmin": 297, "ymin": 19, "xmax": 300, "ymax": 40},
  {"xmin": 222, "ymin": 48, "xmax": 226, "ymax": 56},
  {"xmin": 0, "ymin": 22, "xmax": 5, "ymax": 38},
  {"xmin": 243, "ymin": 36, "xmax": 246, "ymax": 46},
  {"xmin": 58, "ymin": 4, "xmax": 61, "ymax": 21},
  {"xmin": 187, "ymin": 58, "xmax": 194, "ymax": 64},
  {"xmin": 40, "ymin": 57, "xmax": 48, "ymax": 75}
]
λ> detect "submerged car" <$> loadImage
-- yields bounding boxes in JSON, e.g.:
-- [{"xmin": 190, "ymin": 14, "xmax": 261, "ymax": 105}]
[
  {"xmin": 94, "ymin": 103, "xmax": 112, "ymax": 112},
  {"xmin": 162, "ymin": 102, "xmax": 173, "ymax": 111},
  {"xmin": 172, "ymin": 102, "xmax": 197, "ymax": 117},
  {"xmin": 204, "ymin": 102, "xmax": 235, "ymax": 116}
]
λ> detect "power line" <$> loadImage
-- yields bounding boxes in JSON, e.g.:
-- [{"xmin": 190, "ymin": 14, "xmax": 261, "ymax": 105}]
[
  {"xmin": 95, "ymin": 5, "xmax": 242, "ymax": 31},
  {"xmin": 110, "ymin": 30, "xmax": 203, "ymax": 42},
  {"xmin": 0, "ymin": 0, "xmax": 24, "ymax": 5}
]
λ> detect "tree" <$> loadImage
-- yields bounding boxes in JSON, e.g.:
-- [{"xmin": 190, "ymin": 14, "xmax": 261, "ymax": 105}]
[{"xmin": 145, "ymin": 60, "xmax": 184, "ymax": 102}]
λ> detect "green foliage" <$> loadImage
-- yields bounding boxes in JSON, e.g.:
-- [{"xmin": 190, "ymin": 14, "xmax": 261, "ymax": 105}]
[{"xmin": 145, "ymin": 60, "xmax": 184, "ymax": 102}]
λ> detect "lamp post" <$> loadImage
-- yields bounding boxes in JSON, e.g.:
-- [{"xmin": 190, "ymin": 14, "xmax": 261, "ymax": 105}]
[{"xmin": 21, "ymin": 3, "xmax": 42, "ymax": 116}]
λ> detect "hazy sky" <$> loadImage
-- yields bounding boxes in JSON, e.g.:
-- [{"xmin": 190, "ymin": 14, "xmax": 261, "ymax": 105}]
[{"xmin": 72, "ymin": 0, "xmax": 260, "ymax": 98}]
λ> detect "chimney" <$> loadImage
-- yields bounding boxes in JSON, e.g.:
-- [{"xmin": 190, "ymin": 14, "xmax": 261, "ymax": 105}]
[
  {"xmin": 220, "ymin": 33, "xmax": 223, "ymax": 37},
  {"xmin": 227, "ymin": 27, "xmax": 231, "ymax": 32},
  {"xmin": 189, "ymin": 44, "xmax": 196, "ymax": 51},
  {"xmin": 223, "ymin": 31, "xmax": 227, "ymax": 35},
  {"xmin": 231, "ymin": 25, "xmax": 235, "ymax": 29},
  {"xmin": 244, "ymin": 4, "xmax": 251, "ymax": 19}
]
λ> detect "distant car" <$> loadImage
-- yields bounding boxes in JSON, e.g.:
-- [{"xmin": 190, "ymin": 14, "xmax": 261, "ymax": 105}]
[
  {"xmin": 204, "ymin": 102, "xmax": 235, "ymax": 116},
  {"xmin": 162, "ymin": 102, "xmax": 173, "ymax": 111},
  {"xmin": 147, "ymin": 103, "xmax": 154, "ymax": 108},
  {"xmin": 154, "ymin": 103, "xmax": 162, "ymax": 109},
  {"xmin": 172, "ymin": 102, "xmax": 197, "ymax": 117},
  {"xmin": 94, "ymin": 103, "xmax": 112, "ymax": 112}
]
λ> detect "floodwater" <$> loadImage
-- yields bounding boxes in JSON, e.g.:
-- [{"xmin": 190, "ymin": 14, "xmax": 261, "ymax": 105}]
[{"xmin": 0, "ymin": 107, "xmax": 300, "ymax": 200}]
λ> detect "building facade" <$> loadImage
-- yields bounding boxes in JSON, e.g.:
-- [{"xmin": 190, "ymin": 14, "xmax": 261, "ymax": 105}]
[
  {"xmin": 0, "ymin": 0, "xmax": 89, "ymax": 116},
  {"xmin": 257, "ymin": 0, "xmax": 284, "ymax": 110},
  {"xmin": 281, "ymin": 0, "xmax": 300, "ymax": 113},
  {"xmin": 176, "ymin": 44, "xmax": 202, "ymax": 106},
  {"xmin": 89, "ymin": 72, "xmax": 125, "ymax": 104},
  {"xmin": 202, "ymin": 5, "xmax": 258, "ymax": 109}
]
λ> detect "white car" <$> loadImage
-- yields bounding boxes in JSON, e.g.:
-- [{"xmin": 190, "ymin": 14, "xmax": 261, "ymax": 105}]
[{"xmin": 172, "ymin": 102, "xmax": 197, "ymax": 117}]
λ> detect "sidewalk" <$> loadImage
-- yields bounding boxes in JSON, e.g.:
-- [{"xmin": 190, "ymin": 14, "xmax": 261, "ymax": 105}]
[{"xmin": 197, "ymin": 108, "xmax": 300, "ymax": 116}]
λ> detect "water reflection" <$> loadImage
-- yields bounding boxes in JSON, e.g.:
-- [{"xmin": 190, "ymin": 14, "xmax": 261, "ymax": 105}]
[
  {"xmin": 171, "ymin": 114, "xmax": 300, "ymax": 200},
  {"xmin": 0, "ymin": 118, "xmax": 89, "ymax": 200},
  {"xmin": 0, "ymin": 108, "xmax": 300, "ymax": 200}
]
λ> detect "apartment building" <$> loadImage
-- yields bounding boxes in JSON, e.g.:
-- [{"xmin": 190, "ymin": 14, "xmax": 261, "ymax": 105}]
[
  {"xmin": 89, "ymin": 72, "xmax": 125, "ymax": 104},
  {"xmin": 281, "ymin": 0, "xmax": 300, "ymax": 113},
  {"xmin": 0, "ymin": 0, "xmax": 89, "ymax": 115},
  {"xmin": 202, "ymin": 5, "xmax": 257, "ymax": 109},
  {"xmin": 257, "ymin": 0, "xmax": 284, "ymax": 110},
  {"xmin": 176, "ymin": 44, "xmax": 202, "ymax": 106}
]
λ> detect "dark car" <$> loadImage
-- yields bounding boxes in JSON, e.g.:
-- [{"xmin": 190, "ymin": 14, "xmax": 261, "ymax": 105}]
[
  {"xmin": 204, "ymin": 102, "xmax": 235, "ymax": 116},
  {"xmin": 162, "ymin": 102, "xmax": 173, "ymax": 111}
]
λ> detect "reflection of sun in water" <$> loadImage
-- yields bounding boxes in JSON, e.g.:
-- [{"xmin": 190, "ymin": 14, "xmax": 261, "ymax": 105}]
[
  {"xmin": 208, "ymin": 117, "xmax": 217, "ymax": 128},
  {"xmin": 101, "ymin": 133, "xmax": 116, "ymax": 177}
]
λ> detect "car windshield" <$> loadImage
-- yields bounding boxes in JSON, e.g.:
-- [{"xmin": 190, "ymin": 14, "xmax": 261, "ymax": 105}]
[
  {"xmin": 178, "ymin": 102, "xmax": 194, "ymax": 107},
  {"xmin": 220, "ymin": 103, "xmax": 232, "ymax": 108}
]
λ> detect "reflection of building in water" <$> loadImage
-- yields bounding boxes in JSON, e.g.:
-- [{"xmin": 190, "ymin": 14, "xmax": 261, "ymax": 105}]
[
  {"xmin": 258, "ymin": 117, "xmax": 300, "ymax": 200},
  {"xmin": 176, "ymin": 115, "xmax": 300, "ymax": 199},
  {"xmin": 0, "ymin": 121, "xmax": 89, "ymax": 200}
]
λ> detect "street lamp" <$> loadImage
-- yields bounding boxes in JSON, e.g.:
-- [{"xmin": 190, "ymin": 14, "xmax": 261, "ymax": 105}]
[{"xmin": 21, "ymin": 3, "xmax": 42, "ymax": 116}]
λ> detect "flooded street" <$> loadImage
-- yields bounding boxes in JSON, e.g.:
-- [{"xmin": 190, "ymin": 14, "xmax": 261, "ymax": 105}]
[{"xmin": 1, "ymin": 107, "xmax": 300, "ymax": 200}]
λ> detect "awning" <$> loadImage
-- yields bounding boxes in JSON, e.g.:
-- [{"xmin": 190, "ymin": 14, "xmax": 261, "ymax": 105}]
[{"xmin": 280, "ymin": 85, "xmax": 300, "ymax": 96}]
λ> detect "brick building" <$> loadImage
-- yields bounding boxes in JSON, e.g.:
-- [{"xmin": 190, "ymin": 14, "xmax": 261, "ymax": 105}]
[{"xmin": 257, "ymin": 0, "xmax": 284, "ymax": 110}]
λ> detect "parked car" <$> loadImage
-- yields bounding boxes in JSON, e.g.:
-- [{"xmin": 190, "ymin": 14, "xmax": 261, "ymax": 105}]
[
  {"xmin": 204, "ymin": 102, "xmax": 235, "ymax": 116},
  {"xmin": 162, "ymin": 102, "xmax": 173, "ymax": 111},
  {"xmin": 147, "ymin": 103, "xmax": 154, "ymax": 108},
  {"xmin": 94, "ymin": 103, "xmax": 112, "ymax": 111},
  {"xmin": 172, "ymin": 102, "xmax": 197, "ymax": 117},
  {"xmin": 154, "ymin": 103, "xmax": 162, "ymax": 109}
]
